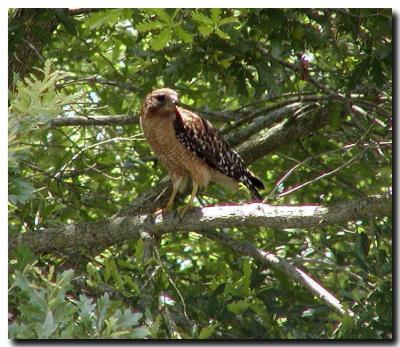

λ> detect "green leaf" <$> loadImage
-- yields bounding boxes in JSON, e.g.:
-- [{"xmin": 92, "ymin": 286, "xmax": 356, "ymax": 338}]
[
  {"xmin": 38, "ymin": 311, "xmax": 57, "ymax": 338},
  {"xmin": 135, "ymin": 20, "xmax": 163, "ymax": 33},
  {"xmin": 192, "ymin": 12, "xmax": 213, "ymax": 26},
  {"xmin": 115, "ymin": 309, "xmax": 142, "ymax": 329},
  {"xmin": 227, "ymin": 300, "xmax": 250, "ymax": 314},
  {"xmin": 8, "ymin": 177, "xmax": 35, "ymax": 204},
  {"xmin": 152, "ymin": 9, "xmax": 172, "ymax": 24},
  {"xmin": 78, "ymin": 294, "xmax": 96, "ymax": 323},
  {"xmin": 250, "ymin": 301, "xmax": 272, "ymax": 326},
  {"xmin": 122, "ymin": 275, "xmax": 140, "ymax": 295},
  {"xmin": 143, "ymin": 8, "xmax": 171, "ymax": 24},
  {"xmin": 13, "ymin": 271, "xmax": 32, "ymax": 293},
  {"xmin": 9, "ymin": 322, "xmax": 35, "ymax": 339},
  {"xmin": 85, "ymin": 9, "xmax": 123, "ymax": 30},
  {"xmin": 197, "ymin": 25, "xmax": 213, "ymax": 37},
  {"xmin": 134, "ymin": 238, "xmax": 144, "ymax": 263},
  {"xmin": 215, "ymin": 27, "xmax": 230, "ymax": 40},
  {"xmin": 210, "ymin": 9, "xmax": 221, "ymax": 24},
  {"xmin": 96, "ymin": 293, "xmax": 110, "ymax": 332},
  {"xmin": 175, "ymin": 26, "xmax": 193, "ymax": 43},
  {"xmin": 56, "ymin": 269, "xmax": 74, "ymax": 291},
  {"xmin": 104, "ymin": 258, "xmax": 118, "ymax": 283},
  {"xmin": 198, "ymin": 323, "xmax": 218, "ymax": 339},
  {"xmin": 131, "ymin": 327, "xmax": 150, "ymax": 339},
  {"xmin": 151, "ymin": 29, "xmax": 171, "ymax": 50},
  {"xmin": 220, "ymin": 16, "xmax": 238, "ymax": 25},
  {"xmin": 271, "ymin": 39, "xmax": 282, "ymax": 58},
  {"xmin": 219, "ymin": 58, "xmax": 233, "ymax": 68},
  {"xmin": 11, "ymin": 245, "xmax": 36, "ymax": 272},
  {"xmin": 329, "ymin": 102, "xmax": 343, "ymax": 130},
  {"xmin": 60, "ymin": 324, "xmax": 75, "ymax": 339},
  {"xmin": 55, "ymin": 11, "xmax": 77, "ymax": 35},
  {"xmin": 242, "ymin": 259, "xmax": 252, "ymax": 294}
]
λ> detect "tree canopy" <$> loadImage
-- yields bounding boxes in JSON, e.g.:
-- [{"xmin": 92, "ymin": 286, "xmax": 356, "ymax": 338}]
[{"xmin": 8, "ymin": 8, "xmax": 392, "ymax": 339}]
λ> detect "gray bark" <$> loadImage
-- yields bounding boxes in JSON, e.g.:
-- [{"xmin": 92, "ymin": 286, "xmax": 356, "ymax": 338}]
[{"xmin": 9, "ymin": 192, "xmax": 391, "ymax": 255}]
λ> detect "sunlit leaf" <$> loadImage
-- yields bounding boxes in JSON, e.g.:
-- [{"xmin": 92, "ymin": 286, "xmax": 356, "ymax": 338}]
[
  {"xmin": 151, "ymin": 29, "xmax": 172, "ymax": 50},
  {"xmin": 198, "ymin": 323, "xmax": 218, "ymax": 339}
]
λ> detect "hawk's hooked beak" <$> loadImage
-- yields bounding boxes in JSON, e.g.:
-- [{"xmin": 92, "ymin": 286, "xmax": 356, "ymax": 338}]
[{"xmin": 171, "ymin": 95, "xmax": 179, "ymax": 106}]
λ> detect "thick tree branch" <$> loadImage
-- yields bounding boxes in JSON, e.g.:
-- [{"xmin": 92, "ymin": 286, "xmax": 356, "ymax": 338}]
[
  {"xmin": 225, "ymin": 101, "xmax": 318, "ymax": 147},
  {"xmin": 238, "ymin": 106, "xmax": 330, "ymax": 163},
  {"xmin": 9, "ymin": 193, "xmax": 390, "ymax": 318},
  {"xmin": 9, "ymin": 192, "xmax": 391, "ymax": 255}
]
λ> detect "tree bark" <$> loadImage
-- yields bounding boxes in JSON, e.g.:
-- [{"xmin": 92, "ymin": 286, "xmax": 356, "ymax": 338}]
[{"xmin": 9, "ymin": 192, "xmax": 391, "ymax": 255}]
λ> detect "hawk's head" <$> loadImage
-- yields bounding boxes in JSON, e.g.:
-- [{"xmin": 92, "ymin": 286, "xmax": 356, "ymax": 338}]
[{"xmin": 146, "ymin": 88, "xmax": 179, "ymax": 112}]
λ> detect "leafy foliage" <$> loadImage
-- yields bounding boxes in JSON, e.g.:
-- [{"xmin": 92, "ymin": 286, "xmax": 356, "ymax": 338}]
[
  {"xmin": 8, "ymin": 259, "xmax": 149, "ymax": 339},
  {"xmin": 8, "ymin": 9, "xmax": 392, "ymax": 339}
]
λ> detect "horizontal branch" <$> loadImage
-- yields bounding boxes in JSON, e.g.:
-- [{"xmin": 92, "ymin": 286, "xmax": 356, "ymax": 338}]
[
  {"xmin": 59, "ymin": 75, "xmax": 142, "ymax": 93},
  {"xmin": 68, "ymin": 8, "xmax": 106, "ymax": 16},
  {"xmin": 10, "ymin": 192, "xmax": 391, "ymax": 256},
  {"xmin": 50, "ymin": 109, "xmax": 231, "ymax": 127},
  {"xmin": 10, "ymin": 192, "xmax": 390, "ymax": 318},
  {"xmin": 50, "ymin": 115, "xmax": 136, "ymax": 127}
]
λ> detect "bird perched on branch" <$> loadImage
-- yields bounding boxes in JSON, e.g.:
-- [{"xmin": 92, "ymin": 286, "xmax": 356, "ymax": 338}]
[{"xmin": 140, "ymin": 88, "xmax": 264, "ymax": 216}]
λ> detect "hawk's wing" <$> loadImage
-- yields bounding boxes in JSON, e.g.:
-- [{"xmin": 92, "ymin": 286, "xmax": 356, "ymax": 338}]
[{"xmin": 173, "ymin": 107, "xmax": 264, "ymax": 199}]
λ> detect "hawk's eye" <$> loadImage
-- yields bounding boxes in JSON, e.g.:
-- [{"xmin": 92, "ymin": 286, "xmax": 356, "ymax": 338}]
[{"xmin": 155, "ymin": 94, "xmax": 165, "ymax": 102}]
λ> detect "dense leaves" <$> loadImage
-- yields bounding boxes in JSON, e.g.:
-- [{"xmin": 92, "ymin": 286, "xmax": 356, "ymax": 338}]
[{"xmin": 8, "ymin": 9, "xmax": 392, "ymax": 339}]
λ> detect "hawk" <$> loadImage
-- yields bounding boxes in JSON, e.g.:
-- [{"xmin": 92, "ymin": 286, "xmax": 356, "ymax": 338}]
[{"xmin": 140, "ymin": 88, "xmax": 264, "ymax": 215}]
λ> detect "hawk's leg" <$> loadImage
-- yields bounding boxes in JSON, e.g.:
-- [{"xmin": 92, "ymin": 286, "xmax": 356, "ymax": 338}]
[
  {"xmin": 179, "ymin": 182, "xmax": 198, "ymax": 217},
  {"xmin": 165, "ymin": 183, "xmax": 179, "ymax": 211},
  {"xmin": 154, "ymin": 177, "xmax": 183, "ymax": 215}
]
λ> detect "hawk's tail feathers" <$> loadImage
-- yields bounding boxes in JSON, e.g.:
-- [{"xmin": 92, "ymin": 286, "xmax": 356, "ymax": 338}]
[{"xmin": 242, "ymin": 172, "xmax": 265, "ymax": 201}]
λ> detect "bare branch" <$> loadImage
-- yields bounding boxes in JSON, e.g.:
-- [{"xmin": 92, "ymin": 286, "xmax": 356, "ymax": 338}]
[
  {"xmin": 59, "ymin": 75, "xmax": 142, "ymax": 93},
  {"xmin": 50, "ymin": 115, "xmax": 137, "ymax": 127}
]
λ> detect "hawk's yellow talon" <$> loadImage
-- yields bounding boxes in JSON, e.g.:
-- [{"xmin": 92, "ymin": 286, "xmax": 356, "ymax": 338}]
[{"xmin": 178, "ymin": 182, "xmax": 198, "ymax": 218}]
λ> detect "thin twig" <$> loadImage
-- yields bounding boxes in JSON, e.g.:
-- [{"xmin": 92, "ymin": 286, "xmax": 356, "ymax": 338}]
[{"xmin": 277, "ymin": 150, "xmax": 365, "ymax": 197}]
